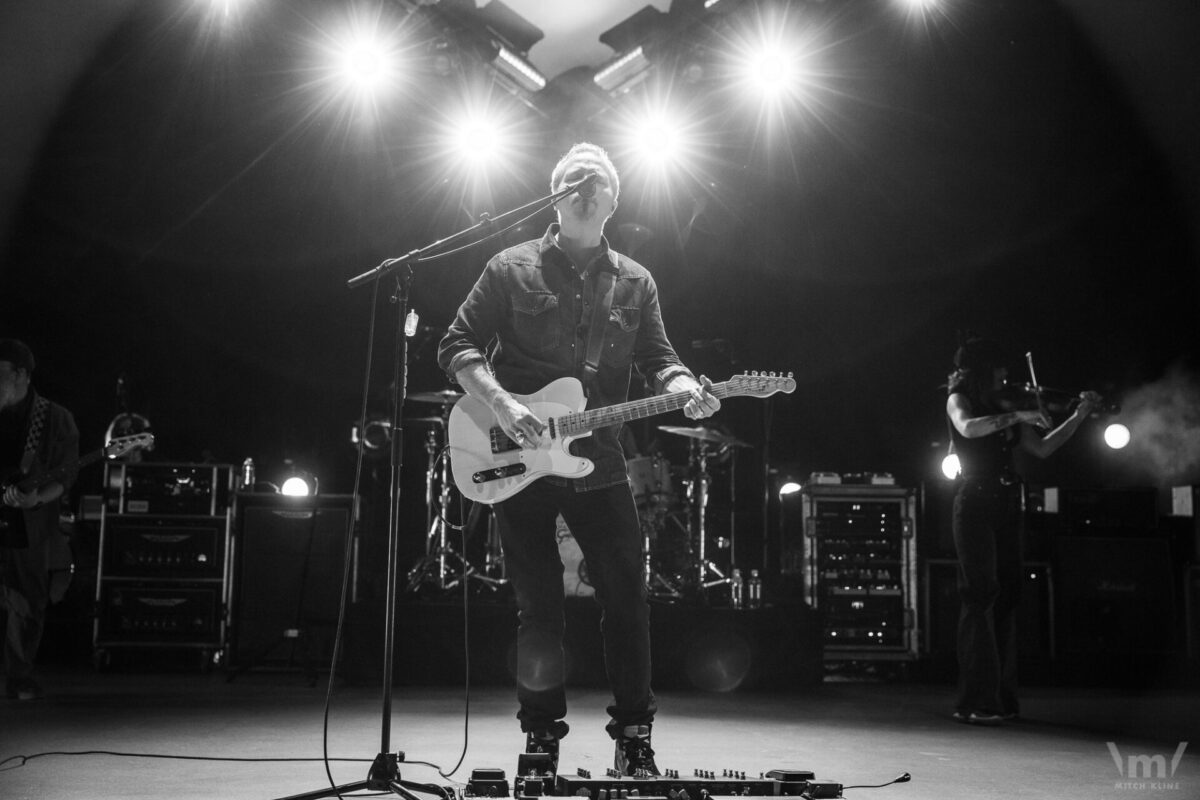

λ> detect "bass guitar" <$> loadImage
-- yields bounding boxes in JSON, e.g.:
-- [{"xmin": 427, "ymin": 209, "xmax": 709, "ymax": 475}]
[
  {"xmin": 0, "ymin": 433, "xmax": 155, "ymax": 544},
  {"xmin": 448, "ymin": 373, "xmax": 794, "ymax": 505}
]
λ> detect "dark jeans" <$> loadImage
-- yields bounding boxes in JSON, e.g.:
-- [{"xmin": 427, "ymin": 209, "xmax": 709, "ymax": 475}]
[
  {"xmin": 952, "ymin": 480, "xmax": 1022, "ymax": 716},
  {"xmin": 1, "ymin": 531, "xmax": 52, "ymax": 681},
  {"xmin": 495, "ymin": 479, "xmax": 656, "ymax": 740}
]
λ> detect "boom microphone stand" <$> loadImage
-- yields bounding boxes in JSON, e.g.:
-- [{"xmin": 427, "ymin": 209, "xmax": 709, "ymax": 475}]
[{"xmin": 273, "ymin": 173, "xmax": 598, "ymax": 800}]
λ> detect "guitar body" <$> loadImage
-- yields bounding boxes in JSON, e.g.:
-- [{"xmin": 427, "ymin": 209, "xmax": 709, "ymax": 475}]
[{"xmin": 449, "ymin": 377, "xmax": 594, "ymax": 505}]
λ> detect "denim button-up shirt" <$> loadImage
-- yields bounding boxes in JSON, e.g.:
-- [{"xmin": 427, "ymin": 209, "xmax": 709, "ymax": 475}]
[{"xmin": 438, "ymin": 224, "xmax": 693, "ymax": 491}]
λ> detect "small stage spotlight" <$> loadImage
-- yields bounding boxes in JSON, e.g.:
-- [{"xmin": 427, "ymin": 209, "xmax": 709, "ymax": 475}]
[
  {"xmin": 1104, "ymin": 422, "xmax": 1131, "ymax": 450},
  {"xmin": 940, "ymin": 451, "xmax": 961, "ymax": 480}
]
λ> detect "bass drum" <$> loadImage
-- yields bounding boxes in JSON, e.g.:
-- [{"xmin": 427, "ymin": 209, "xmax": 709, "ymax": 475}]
[{"xmin": 627, "ymin": 455, "xmax": 676, "ymax": 510}]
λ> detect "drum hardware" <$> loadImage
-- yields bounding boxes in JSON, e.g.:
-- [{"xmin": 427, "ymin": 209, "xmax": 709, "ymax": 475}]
[
  {"xmin": 658, "ymin": 425, "xmax": 751, "ymax": 598},
  {"xmin": 628, "ymin": 455, "xmax": 684, "ymax": 599},
  {"xmin": 405, "ymin": 397, "xmax": 504, "ymax": 593}
]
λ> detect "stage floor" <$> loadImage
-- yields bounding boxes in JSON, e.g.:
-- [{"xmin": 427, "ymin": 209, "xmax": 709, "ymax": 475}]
[{"xmin": 2, "ymin": 662, "xmax": 1197, "ymax": 800}]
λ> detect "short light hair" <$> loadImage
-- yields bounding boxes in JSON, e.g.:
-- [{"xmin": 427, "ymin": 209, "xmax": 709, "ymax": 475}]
[{"xmin": 550, "ymin": 142, "xmax": 620, "ymax": 201}]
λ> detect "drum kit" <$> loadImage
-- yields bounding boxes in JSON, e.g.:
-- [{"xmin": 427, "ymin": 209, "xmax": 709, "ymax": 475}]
[{"xmin": 401, "ymin": 388, "xmax": 750, "ymax": 600}]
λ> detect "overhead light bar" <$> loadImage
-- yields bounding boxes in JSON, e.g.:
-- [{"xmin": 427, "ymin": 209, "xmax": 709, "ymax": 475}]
[
  {"xmin": 492, "ymin": 42, "xmax": 546, "ymax": 93},
  {"xmin": 594, "ymin": 46, "xmax": 652, "ymax": 94}
]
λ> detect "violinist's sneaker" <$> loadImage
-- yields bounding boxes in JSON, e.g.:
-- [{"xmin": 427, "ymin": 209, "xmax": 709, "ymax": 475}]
[{"xmin": 614, "ymin": 724, "xmax": 660, "ymax": 776}]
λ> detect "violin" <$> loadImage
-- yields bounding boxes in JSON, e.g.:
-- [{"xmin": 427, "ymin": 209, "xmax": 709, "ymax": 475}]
[
  {"xmin": 992, "ymin": 350, "xmax": 1118, "ymax": 424},
  {"xmin": 985, "ymin": 382, "xmax": 1118, "ymax": 417}
]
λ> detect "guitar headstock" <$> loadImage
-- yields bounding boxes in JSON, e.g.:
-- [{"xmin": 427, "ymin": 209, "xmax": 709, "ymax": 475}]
[
  {"xmin": 104, "ymin": 433, "xmax": 155, "ymax": 459},
  {"xmin": 728, "ymin": 372, "xmax": 797, "ymax": 398}
]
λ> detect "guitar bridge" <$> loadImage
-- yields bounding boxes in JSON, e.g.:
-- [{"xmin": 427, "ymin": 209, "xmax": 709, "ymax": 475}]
[{"xmin": 472, "ymin": 463, "xmax": 527, "ymax": 484}]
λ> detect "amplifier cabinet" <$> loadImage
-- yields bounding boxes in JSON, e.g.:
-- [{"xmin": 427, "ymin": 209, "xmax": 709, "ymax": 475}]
[
  {"xmin": 94, "ymin": 462, "xmax": 234, "ymax": 668},
  {"xmin": 101, "ymin": 517, "xmax": 227, "ymax": 579},
  {"xmin": 800, "ymin": 485, "xmax": 918, "ymax": 661},
  {"xmin": 97, "ymin": 582, "xmax": 223, "ymax": 644}
]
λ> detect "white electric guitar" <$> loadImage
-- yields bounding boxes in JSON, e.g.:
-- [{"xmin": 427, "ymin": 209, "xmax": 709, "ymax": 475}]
[{"xmin": 448, "ymin": 372, "xmax": 795, "ymax": 504}]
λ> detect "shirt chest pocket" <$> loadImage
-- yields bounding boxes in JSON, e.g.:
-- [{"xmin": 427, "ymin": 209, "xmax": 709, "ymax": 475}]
[
  {"xmin": 512, "ymin": 291, "xmax": 561, "ymax": 353},
  {"xmin": 601, "ymin": 305, "xmax": 641, "ymax": 365}
]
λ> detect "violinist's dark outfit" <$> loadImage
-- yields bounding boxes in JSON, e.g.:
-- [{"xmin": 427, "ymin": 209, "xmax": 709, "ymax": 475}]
[{"xmin": 947, "ymin": 385, "xmax": 1022, "ymax": 719}]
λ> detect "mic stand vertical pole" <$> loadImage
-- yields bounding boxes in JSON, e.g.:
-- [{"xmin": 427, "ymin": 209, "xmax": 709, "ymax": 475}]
[
  {"xmin": 378, "ymin": 266, "xmax": 411, "ymax": 767},
  {"xmin": 272, "ymin": 267, "xmax": 427, "ymax": 800}
]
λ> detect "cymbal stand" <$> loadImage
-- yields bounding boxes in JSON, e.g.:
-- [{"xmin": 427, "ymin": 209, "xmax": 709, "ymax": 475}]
[{"xmin": 686, "ymin": 440, "xmax": 731, "ymax": 594}]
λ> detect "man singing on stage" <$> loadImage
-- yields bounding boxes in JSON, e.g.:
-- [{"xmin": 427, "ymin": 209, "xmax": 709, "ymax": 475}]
[{"xmin": 438, "ymin": 142, "xmax": 720, "ymax": 774}]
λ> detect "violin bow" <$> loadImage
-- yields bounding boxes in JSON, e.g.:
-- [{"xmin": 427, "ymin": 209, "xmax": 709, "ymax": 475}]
[{"xmin": 1025, "ymin": 351, "xmax": 1051, "ymax": 427}]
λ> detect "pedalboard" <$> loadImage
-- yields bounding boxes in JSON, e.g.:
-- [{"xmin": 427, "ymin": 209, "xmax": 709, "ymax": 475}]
[{"xmin": 468, "ymin": 767, "xmax": 843, "ymax": 800}]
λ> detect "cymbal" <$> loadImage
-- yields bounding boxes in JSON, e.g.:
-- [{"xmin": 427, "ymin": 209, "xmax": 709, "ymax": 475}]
[
  {"xmin": 407, "ymin": 389, "xmax": 464, "ymax": 405},
  {"xmin": 657, "ymin": 425, "xmax": 750, "ymax": 447}
]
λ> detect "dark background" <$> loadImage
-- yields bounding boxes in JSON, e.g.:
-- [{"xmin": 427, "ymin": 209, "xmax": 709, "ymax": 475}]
[{"xmin": 3, "ymin": 0, "xmax": 1199, "ymax": 569}]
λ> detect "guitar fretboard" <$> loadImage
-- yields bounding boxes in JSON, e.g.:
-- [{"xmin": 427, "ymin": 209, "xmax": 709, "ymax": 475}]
[{"xmin": 557, "ymin": 381, "xmax": 742, "ymax": 437}]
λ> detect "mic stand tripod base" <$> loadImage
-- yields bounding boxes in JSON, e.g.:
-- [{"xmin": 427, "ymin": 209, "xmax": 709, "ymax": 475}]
[{"xmin": 274, "ymin": 752, "xmax": 437, "ymax": 800}]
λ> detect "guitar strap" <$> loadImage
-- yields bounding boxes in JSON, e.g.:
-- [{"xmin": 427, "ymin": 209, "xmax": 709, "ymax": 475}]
[
  {"xmin": 19, "ymin": 395, "xmax": 50, "ymax": 476},
  {"xmin": 579, "ymin": 268, "xmax": 616, "ymax": 397}
]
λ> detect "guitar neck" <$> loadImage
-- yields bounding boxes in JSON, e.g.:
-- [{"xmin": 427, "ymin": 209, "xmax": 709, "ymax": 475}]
[
  {"xmin": 559, "ymin": 381, "xmax": 739, "ymax": 436},
  {"xmin": 7, "ymin": 448, "xmax": 108, "ymax": 494}
]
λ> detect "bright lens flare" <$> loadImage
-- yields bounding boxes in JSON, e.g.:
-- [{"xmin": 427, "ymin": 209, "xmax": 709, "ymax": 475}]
[
  {"xmin": 1104, "ymin": 423, "xmax": 1131, "ymax": 450},
  {"xmin": 634, "ymin": 115, "xmax": 684, "ymax": 165},
  {"xmin": 451, "ymin": 115, "xmax": 504, "ymax": 164},
  {"xmin": 333, "ymin": 34, "xmax": 397, "ymax": 96},
  {"xmin": 748, "ymin": 45, "xmax": 798, "ymax": 98},
  {"xmin": 308, "ymin": 7, "xmax": 410, "ymax": 121}
]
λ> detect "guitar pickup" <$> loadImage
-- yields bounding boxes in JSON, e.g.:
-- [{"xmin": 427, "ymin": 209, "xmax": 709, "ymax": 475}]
[
  {"xmin": 489, "ymin": 428, "xmax": 522, "ymax": 454},
  {"xmin": 472, "ymin": 463, "xmax": 527, "ymax": 484}
]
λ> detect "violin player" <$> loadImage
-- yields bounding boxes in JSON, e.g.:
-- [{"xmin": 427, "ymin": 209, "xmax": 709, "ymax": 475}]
[{"xmin": 945, "ymin": 335, "xmax": 1100, "ymax": 725}]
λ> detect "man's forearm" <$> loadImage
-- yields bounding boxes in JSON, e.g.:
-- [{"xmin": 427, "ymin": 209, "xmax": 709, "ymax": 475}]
[{"xmin": 455, "ymin": 361, "xmax": 511, "ymax": 414}]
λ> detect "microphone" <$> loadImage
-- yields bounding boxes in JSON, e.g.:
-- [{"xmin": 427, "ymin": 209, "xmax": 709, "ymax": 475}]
[{"xmin": 573, "ymin": 172, "xmax": 599, "ymax": 199}]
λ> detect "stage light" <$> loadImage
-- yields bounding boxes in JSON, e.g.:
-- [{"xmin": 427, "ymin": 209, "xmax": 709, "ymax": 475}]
[
  {"xmin": 305, "ymin": 6, "xmax": 411, "ymax": 121},
  {"xmin": 609, "ymin": 97, "xmax": 706, "ymax": 179},
  {"xmin": 332, "ymin": 32, "xmax": 399, "ymax": 96},
  {"xmin": 736, "ymin": 33, "xmax": 809, "ymax": 105},
  {"xmin": 280, "ymin": 461, "xmax": 318, "ymax": 496},
  {"xmin": 633, "ymin": 112, "xmax": 686, "ymax": 166},
  {"xmin": 940, "ymin": 452, "xmax": 961, "ymax": 480},
  {"xmin": 1104, "ymin": 423, "xmax": 1131, "ymax": 450},
  {"xmin": 450, "ymin": 113, "xmax": 505, "ymax": 164},
  {"xmin": 721, "ymin": 3, "xmax": 836, "ymax": 137},
  {"xmin": 281, "ymin": 476, "xmax": 312, "ymax": 497},
  {"xmin": 435, "ymin": 87, "xmax": 529, "ymax": 177}
]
